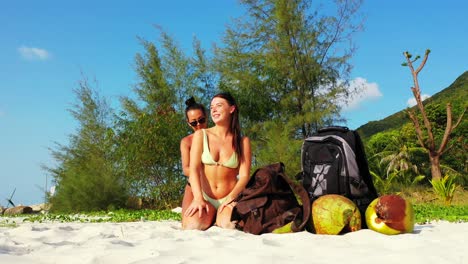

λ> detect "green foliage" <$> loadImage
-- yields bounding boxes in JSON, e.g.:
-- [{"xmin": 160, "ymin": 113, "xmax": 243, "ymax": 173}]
[
  {"xmin": 421, "ymin": 103, "xmax": 467, "ymax": 184},
  {"xmin": 115, "ymin": 110, "xmax": 186, "ymax": 208},
  {"xmin": 0, "ymin": 219, "xmax": 17, "ymax": 228},
  {"xmin": 362, "ymin": 69, "xmax": 467, "ymax": 184},
  {"xmin": 430, "ymin": 175, "xmax": 459, "ymax": 206},
  {"xmin": 370, "ymin": 170, "xmax": 398, "ymax": 195},
  {"xmin": 45, "ymin": 29, "xmax": 220, "ymax": 212},
  {"xmin": 414, "ymin": 204, "xmax": 468, "ymax": 223},
  {"xmin": 366, "ymin": 127, "xmax": 427, "ymax": 189},
  {"xmin": 15, "ymin": 209, "xmax": 181, "ymax": 223},
  {"xmin": 215, "ymin": 0, "xmax": 364, "ymax": 138},
  {"xmin": 2, "ymin": 203, "xmax": 466, "ymax": 225},
  {"xmin": 113, "ymin": 31, "xmax": 220, "ymax": 209},
  {"xmin": 251, "ymin": 120, "xmax": 303, "ymax": 176},
  {"xmin": 115, "ymin": 37, "xmax": 189, "ymax": 209},
  {"xmin": 46, "ymin": 79, "xmax": 128, "ymax": 213},
  {"xmin": 361, "ymin": 69, "xmax": 467, "ymax": 185}
]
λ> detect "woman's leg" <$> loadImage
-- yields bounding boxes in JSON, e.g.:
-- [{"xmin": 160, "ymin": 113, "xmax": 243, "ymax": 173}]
[
  {"xmin": 215, "ymin": 202, "xmax": 236, "ymax": 229},
  {"xmin": 182, "ymin": 195, "xmax": 216, "ymax": 230},
  {"xmin": 181, "ymin": 184, "xmax": 193, "ymax": 215}
]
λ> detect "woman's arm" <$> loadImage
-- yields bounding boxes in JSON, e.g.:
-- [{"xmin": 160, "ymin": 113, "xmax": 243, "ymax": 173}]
[
  {"xmin": 185, "ymin": 130, "xmax": 209, "ymax": 217},
  {"xmin": 180, "ymin": 137, "xmax": 190, "ymax": 177},
  {"xmin": 223, "ymin": 136, "xmax": 252, "ymax": 206}
]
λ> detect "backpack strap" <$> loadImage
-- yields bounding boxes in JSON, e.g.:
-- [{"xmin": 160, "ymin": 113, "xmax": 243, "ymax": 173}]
[
  {"xmin": 318, "ymin": 126, "xmax": 349, "ymax": 133},
  {"xmin": 352, "ymin": 131, "xmax": 379, "ymax": 198},
  {"xmin": 273, "ymin": 162, "xmax": 311, "ymax": 232}
]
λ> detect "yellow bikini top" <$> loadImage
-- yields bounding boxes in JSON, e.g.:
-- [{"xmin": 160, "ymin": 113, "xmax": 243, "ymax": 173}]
[{"xmin": 201, "ymin": 129, "xmax": 239, "ymax": 169}]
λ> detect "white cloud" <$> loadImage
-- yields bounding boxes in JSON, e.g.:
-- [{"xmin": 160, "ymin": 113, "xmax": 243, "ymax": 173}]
[
  {"xmin": 18, "ymin": 46, "xmax": 50, "ymax": 60},
  {"xmin": 343, "ymin": 77, "xmax": 383, "ymax": 111},
  {"xmin": 407, "ymin": 94, "xmax": 430, "ymax": 107}
]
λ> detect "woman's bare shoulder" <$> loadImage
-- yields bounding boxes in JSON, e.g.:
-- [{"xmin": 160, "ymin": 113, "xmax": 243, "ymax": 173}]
[
  {"xmin": 180, "ymin": 134, "xmax": 194, "ymax": 146},
  {"xmin": 191, "ymin": 129, "xmax": 204, "ymax": 141}
]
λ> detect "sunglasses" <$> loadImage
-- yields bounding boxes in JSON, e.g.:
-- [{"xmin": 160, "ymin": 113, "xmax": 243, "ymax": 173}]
[{"xmin": 188, "ymin": 117, "xmax": 206, "ymax": 127}]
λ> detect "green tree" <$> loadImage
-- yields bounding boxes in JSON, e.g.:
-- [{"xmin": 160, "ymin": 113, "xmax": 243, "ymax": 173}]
[
  {"xmin": 251, "ymin": 120, "xmax": 303, "ymax": 175},
  {"xmin": 115, "ymin": 31, "xmax": 217, "ymax": 208},
  {"xmin": 157, "ymin": 30, "xmax": 213, "ymax": 109},
  {"xmin": 368, "ymin": 127, "xmax": 426, "ymax": 186},
  {"xmin": 362, "ymin": 72, "xmax": 467, "ymax": 186},
  {"xmin": 422, "ymin": 103, "xmax": 467, "ymax": 185},
  {"xmin": 215, "ymin": 0, "xmax": 364, "ymax": 139},
  {"xmin": 115, "ymin": 38, "xmax": 186, "ymax": 208},
  {"xmin": 190, "ymin": 36, "xmax": 218, "ymax": 104},
  {"xmin": 46, "ymin": 78, "xmax": 127, "ymax": 212}
]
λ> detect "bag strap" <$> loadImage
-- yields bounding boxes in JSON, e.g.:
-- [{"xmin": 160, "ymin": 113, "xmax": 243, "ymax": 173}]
[
  {"xmin": 352, "ymin": 130, "xmax": 379, "ymax": 198},
  {"xmin": 274, "ymin": 162, "xmax": 311, "ymax": 232},
  {"xmin": 318, "ymin": 126, "xmax": 349, "ymax": 133}
]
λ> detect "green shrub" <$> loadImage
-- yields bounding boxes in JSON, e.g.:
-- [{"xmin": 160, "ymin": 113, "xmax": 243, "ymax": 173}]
[{"xmin": 430, "ymin": 175, "xmax": 459, "ymax": 206}]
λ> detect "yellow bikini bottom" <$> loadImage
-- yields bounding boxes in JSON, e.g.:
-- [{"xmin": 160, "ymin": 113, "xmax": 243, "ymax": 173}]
[{"xmin": 202, "ymin": 191, "xmax": 229, "ymax": 210}]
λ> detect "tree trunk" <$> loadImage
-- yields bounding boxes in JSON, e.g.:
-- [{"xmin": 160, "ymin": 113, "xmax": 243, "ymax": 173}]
[{"xmin": 429, "ymin": 153, "xmax": 442, "ymax": 180}]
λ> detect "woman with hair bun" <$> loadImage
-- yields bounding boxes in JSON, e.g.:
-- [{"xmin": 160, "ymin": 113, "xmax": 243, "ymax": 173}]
[{"xmin": 180, "ymin": 97, "xmax": 208, "ymax": 218}]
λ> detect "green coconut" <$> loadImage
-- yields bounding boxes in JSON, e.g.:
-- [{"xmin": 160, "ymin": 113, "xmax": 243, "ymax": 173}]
[{"xmin": 311, "ymin": 194, "xmax": 361, "ymax": 235}]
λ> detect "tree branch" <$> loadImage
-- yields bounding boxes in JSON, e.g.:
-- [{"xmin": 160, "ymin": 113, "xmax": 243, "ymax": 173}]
[
  {"xmin": 408, "ymin": 109, "xmax": 427, "ymax": 149},
  {"xmin": 415, "ymin": 49, "xmax": 430, "ymax": 75},
  {"xmin": 437, "ymin": 103, "xmax": 453, "ymax": 154},
  {"xmin": 439, "ymin": 106, "xmax": 466, "ymax": 154},
  {"xmin": 405, "ymin": 50, "xmax": 435, "ymax": 150},
  {"xmin": 452, "ymin": 107, "xmax": 466, "ymax": 131},
  {"xmin": 440, "ymin": 136, "xmax": 463, "ymax": 156},
  {"xmin": 410, "ymin": 86, "xmax": 435, "ymax": 149}
]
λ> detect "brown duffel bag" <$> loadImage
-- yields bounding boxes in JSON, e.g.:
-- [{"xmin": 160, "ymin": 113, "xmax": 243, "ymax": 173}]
[{"xmin": 231, "ymin": 162, "xmax": 310, "ymax": 235}]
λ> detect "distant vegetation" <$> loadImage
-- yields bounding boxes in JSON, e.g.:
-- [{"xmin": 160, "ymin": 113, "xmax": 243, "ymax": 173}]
[
  {"xmin": 359, "ymin": 70, "xmax": 467, "ymax": 195},
  {"xmin": 357, "ymin": 71, "xmax": 467, "ymax": 140}
]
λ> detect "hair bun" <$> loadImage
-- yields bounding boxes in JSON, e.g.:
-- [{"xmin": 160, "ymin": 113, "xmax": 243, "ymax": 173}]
[{"xmin": 185, "ymin": 97, "xmax": 196, "ymax": 107}]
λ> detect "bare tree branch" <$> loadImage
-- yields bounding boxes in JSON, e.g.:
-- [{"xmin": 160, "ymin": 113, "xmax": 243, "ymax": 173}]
[
  {"xmin": 437, "ymin": 103, "xmax": 453, "ymax": 154},
  {"xmin": 402, "ymin": 49, "xmax": 461, "ymax": 180},
  {"xmin": 407, "ymin": 109, "xmax": 426, "ymax": 149},
  {"xmin": 405, "ymin": 51, "xmax": 435, "ymax": 150},
  {"xmin": 440, "ymin": 136, "xmax": 463, "ymax": 156},
  {"xmin": 415, "ymin": 49, "xmax": 430, "ymax": 75},
  {"xmin": 452, "ymin": 107, "xmax": 466, "ymax": 131}
]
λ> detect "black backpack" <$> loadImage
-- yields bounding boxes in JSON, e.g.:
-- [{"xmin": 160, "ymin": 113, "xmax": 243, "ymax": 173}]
[
  {"xmin": 231, "ymin": 162, "xmax": 310, "ymax": 235},
  {"xmin": 297, "ymin": 126, "xmax": 378, "ymax": 226}
]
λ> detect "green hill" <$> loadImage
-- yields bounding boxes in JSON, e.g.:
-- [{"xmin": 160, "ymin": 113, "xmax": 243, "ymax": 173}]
[{"xmin": 357, "ymin": 71, "xmax": 468, "ymax": 140}]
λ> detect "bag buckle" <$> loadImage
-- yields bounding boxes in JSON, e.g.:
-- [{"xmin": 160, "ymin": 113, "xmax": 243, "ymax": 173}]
[{"xmin": 251, "ymin": 208, "xmax": 259, "ymax": 217}]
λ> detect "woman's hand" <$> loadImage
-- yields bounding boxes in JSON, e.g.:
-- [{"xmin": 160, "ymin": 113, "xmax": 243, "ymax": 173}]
[
  {"xmin": 185, "ymin": 198, "xmax": 210, "ymax": 218},
  {"xmin": 219, "ymin": 196, "xmax": 237, "ymax": 213}
]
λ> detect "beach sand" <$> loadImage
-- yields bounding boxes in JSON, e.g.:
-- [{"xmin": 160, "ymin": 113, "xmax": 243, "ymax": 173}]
[{"xmin": 1, "ymin": 218, "xmax": 467, "ymax": 264}]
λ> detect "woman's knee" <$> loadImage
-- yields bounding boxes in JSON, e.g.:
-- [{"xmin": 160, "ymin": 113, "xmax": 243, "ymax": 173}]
[
  {"xmin": 182, "ymin": 220, "xmax": 210, "ymax": 230},
  {"xmin": 182, "ymin": 209, "xmax": 216, "ymax": 230},
  {"xmin": 215, "ymin": 207, "xmax": 236, "ymax": 229}
]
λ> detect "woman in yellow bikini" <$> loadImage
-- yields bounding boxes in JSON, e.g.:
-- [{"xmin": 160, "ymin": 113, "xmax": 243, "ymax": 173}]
[
  {"xmin": 183, "ymin": 92, "xmax": 251, "ymax": 230},
  {"xmin": 180, "ymin": 97, "xmax": 208, "ymax": 218}
]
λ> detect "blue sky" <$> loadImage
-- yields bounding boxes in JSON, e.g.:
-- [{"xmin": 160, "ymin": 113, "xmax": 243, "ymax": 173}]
[{"xmin": 1, "ymin": 1, "xmax": 467, "ymax": 206}]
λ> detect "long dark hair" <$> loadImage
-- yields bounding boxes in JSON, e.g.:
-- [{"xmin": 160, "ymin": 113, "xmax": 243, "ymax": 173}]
[
  {"xmin": 184, "ymin": 97, "xmax": 206, "ymax": 120},
  {"xmin": 212, "ymin": 92, "xmax": 243, "ymax": 162}
]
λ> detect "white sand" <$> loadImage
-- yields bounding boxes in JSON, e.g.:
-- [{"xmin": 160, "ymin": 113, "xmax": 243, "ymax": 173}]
[{"xmin": 0, "ymin": 218, "xmax": 467, "ymax": 264}]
